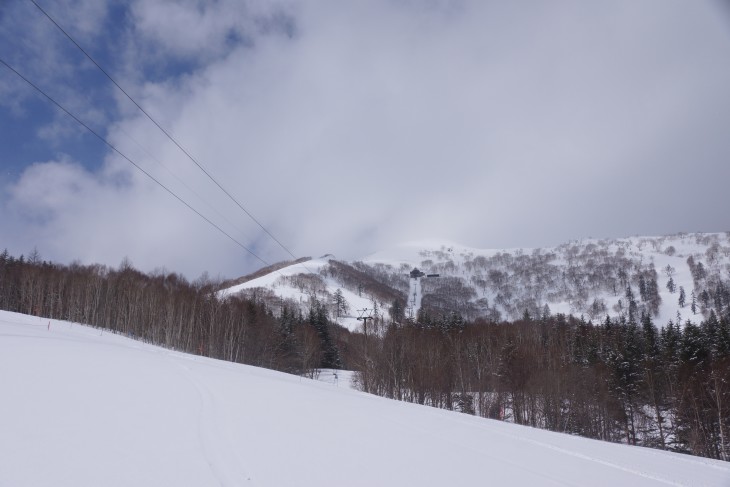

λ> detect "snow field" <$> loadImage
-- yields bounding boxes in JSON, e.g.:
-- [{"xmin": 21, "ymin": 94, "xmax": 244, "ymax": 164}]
[{"xmin": 2, "ymin": 310, "xmax": 729, "ymax": 486}]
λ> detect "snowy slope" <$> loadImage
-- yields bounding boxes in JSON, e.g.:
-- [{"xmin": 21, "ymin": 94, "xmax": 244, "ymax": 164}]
[
  {"xmin": 407, "ymin": 274, "xmax": 423, "ymax": 318},
  {"xmin": 363, "ymin": 234, "xmax": 730, "ymax": 323},
  {"xmin": 218, "ymin": 257, "xmax": 376, "ymax": 331},
  {"xmin": 220, "ymin": 232, "xmax": 730, "ymax": 327},
  {"xmin": 2, "ymin": 310, "xmax": 729, "ymax": 487}
]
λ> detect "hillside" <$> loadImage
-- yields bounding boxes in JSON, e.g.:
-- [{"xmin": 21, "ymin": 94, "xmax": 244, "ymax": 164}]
[
  {"xmin": 219, "ymin": 232, "xmax": 730, "ymax": 330},
  {"xmin": 2, "ymin": 309, "xmax": 728, "ymax": 486}
]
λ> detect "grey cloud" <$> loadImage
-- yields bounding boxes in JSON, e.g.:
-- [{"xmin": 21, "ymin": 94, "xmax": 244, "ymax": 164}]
[{"xmin": 2, "ymin": 0, "xmax": 729, "ymax": 277}]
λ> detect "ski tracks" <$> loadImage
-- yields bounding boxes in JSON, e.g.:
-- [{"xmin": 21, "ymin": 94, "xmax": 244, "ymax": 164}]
[
  {"xmin": 445, "ymin": 412, "xmax": 729, "ymax": 486},
  {"xmin": 377, "ymin": 411, "xmax": 577, "ymax": 487},
  {"xmin": 165, "ymin": 355, "xmax": 260, "ymax": 487}
]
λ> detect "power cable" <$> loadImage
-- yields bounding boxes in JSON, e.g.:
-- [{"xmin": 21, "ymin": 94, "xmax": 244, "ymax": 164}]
[
  {"xmin": 0, "ymin": 57, "xmax": 271, "ymax": 268},
  {"xmin": 27, "ymin": 0, "xmax": 309, "ymax": 270},
  {"xmin": 114, "ymin": 123, "xmax": 256, "ymax": 245}
]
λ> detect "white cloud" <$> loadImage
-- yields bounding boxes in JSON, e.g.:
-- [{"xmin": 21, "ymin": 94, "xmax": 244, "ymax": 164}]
[
  {"xmin": 3, "ymin": 0, "xmax": 730, "ymax": 277},
  {"xmin": 9, "ymin": 157, "xmax": 97, "ymax": 218}
]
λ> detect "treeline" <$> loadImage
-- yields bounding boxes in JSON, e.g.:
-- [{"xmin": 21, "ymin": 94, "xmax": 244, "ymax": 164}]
[
  {"xmin": 384, "ymin": 233, "xmax": 730, "ymax": 321},
  {"xmin": 0, "ymin": 249, "xmax": 352, "ymax": 374},
  {"xmin": 358, "ymin": 308, "xmax": 730, "ymax": 461},
  {"xmin": 323, "ymin": 260, "xmax": 407, "ymax": 305},
  {"xmin": 4, "ymin": 248, "xmax": 729, "ymax": 461}
]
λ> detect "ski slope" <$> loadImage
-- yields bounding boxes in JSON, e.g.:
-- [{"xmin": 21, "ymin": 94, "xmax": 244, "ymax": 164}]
[
  {"xmin": 220, "ymin": 232, "xmax": 730, "ymax": 327},
  {"xmin": 3, "ymin": 310, "xmax": 727, "ymax": 487},
  {"xmin": 407, "ymin": 275, "xmax": 423, "ymax": 318},
  {"xmin": 217, "ymin": 257, "xmax": 375, "ymax": 331}
]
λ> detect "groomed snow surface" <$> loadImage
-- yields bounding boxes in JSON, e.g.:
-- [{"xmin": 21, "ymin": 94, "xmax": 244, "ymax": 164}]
[{"xmin": 2, "ymin": 310, "xmax": 729, "ymax": 487}]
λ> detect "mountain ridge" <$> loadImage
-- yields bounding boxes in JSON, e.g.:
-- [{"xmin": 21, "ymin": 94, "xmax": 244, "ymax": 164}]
[{"xmin": 220, "ymin": 232, "xmax": 730, "ymax": 331}]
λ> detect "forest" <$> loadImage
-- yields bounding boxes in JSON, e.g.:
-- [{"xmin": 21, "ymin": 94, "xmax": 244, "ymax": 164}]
[
  {"xmin": 0, "ymin": 249, "xmax": 352, "ymax": 376},
  {"xmin": 356, "ymin": 306, "xmax": 730, "ymax": 461},
  {"xmin": 1, "ymin": 247, "xmax": 728, "ymax": 461}
]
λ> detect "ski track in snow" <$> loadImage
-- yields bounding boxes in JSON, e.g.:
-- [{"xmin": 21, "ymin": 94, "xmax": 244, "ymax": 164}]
[
  {"xmin": 2, "ymin": 310, "xmax": 729, "ymax": 487},
  {"xmin": 487, "ymin": 428, "xmax": 687, "ymax": 486},
  {"xmin": 376, "ymin": 411, "xmax": 576, "ymax": 487},
  {"xmin": 167, "ymin": 357, "xmax": 257, "ymax": 487},
  {"xmin": 410, "ymin": 402, "xmax": 730, "ymax": 486}
]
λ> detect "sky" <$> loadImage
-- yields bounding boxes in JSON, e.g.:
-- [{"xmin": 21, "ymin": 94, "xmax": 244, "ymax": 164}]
[{"xmin": 1, "ymin": 0, "xmax": 730, "ymax": 279}]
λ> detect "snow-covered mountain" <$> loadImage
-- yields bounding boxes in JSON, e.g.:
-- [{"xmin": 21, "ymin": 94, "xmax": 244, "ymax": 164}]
[
  {"xmin": 219, "ymin": 232, "xmax": 730, "ymax": 330},
  {"xmin": 2, "ymin": 309, "xmax": 728, "ymax": 486}
]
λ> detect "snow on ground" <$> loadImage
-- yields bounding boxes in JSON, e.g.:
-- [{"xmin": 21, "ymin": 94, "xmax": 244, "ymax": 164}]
[
  {"xmin": 314, "ymin": 368, "xmax": 357, "ymax": 389},
  {"xmin": 329, "ymin": 286, "xmax": 373, "ymax": 331},
  {"xmin": 361, "ymin": 234, "xmax": 730, "ymax": 325},
  {"xmin": 219, "ymin": 233, "xmax": 730, "ymax": 327},
  {"xmin": 216, "ymin": 258, "xmax": 331, "ymax": 299},
  {"xmin": 407, "ymin": 276, "xmax": 423, "ymax": 318},
  {"xmin": 217, "ymin": 258, "xmax": 372, "ymax": 332},
  {"xmin": 2, "ymin": 310, "xmax": 729, "ymax": 487},
  {"xmin": 362, "ymin": 239, "xmax": 505, "ymax": 268}
]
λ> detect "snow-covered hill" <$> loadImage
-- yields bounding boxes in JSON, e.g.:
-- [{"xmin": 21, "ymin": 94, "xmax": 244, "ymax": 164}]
[
  {"xmin": 219, "ymin": 232, "xmax": 730, "ymax": 330},
  {"xmin": 2, "ymin": 309, "xmax": 728, "ymax": 486},
  {"xmin": 219, "ymin": 258, "xmax": 379, "ymax": 331}
]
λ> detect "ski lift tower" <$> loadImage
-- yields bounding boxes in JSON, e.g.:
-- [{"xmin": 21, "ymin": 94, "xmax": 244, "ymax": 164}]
[
  {"xmin": 356, "ymin": 308, "xmax": 374, "ymax": 337},
  {"xmin": 406, "ymin": 268, "xmax": 439, "ymax": 320}
]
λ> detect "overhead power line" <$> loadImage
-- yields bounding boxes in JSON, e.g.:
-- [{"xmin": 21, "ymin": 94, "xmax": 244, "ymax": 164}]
[
  {"xmin": 114, "ymin": 123, "xmax": 257, "ymax": 245},
  {"xmin": 28, "ymin": 0, "xmax": 306, "ymax": 267},
  {"xmin": 0, "ymin": 57, "xmax": 271, "ymax": 268}
]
